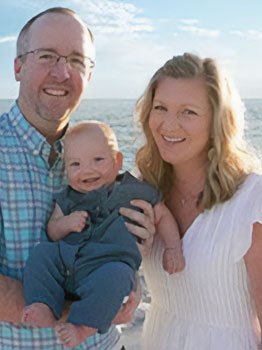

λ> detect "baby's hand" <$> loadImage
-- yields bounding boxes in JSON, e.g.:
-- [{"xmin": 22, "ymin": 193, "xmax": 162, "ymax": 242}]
[
  {"xmin": 163, "ymin": 246, "xmax": 185, "ymax": 275},
  {"xmin": 67, "ymin": 211, "xmax": 88, "ymax": 232}
]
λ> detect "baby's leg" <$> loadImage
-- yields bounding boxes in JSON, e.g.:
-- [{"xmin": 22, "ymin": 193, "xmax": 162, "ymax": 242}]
[
  {"xmin": 23, "ymin": 242, "xmax": 66, "ymax": 325},
  {"xmin": 70, "ymin": 262, "xmax": 134, "ymax": 331},
  {"xmin": 22, "ymin": 303, "xmax": 56, "ymax": 327},
  {"xmin": 162, "ymin": 246, "xmax": 185, "ymax": 274},
  {"xmin": 155, "ymin": 202, "xmax": 185, "ymax": 274},
  {"xmin": 55, "ymin": 262, "xmax": 134, "ymax": 347},
  {"xmin": 55, "ymin": 323, "xmax": 96, "ymax": 348}
]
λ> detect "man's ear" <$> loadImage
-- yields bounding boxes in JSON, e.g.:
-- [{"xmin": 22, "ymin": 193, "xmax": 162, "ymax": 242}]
[
  {"xmin": 14, "ymin": 58, "xmax": 23, "ymax": 81},
  {"xmin": 116, "ymin": 152, "xmax": 123, "ymax": 171}
]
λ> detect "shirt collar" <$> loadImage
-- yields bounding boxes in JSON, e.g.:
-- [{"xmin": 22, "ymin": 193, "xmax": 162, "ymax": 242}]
[{"xmin": 9, "ymin": 102, "xmax": 64, "ymax": 160}]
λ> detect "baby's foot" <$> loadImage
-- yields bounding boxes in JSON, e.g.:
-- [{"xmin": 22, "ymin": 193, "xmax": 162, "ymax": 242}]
[
  {"xmin": 22, "ymin": 303, "xmax": 56, "ymax": 327},
  {"xmin": 55, "ymin": 323, "xmax": 97, "ymax": 348},
  {"xmin": 162, "ymin": 247, "xmax": 185, "ymax": 274}
]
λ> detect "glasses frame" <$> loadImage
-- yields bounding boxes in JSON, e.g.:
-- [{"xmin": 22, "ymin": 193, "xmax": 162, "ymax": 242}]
[{"xmin": 17, "ymin": 48, "xmax": 95, "ymax": 71}]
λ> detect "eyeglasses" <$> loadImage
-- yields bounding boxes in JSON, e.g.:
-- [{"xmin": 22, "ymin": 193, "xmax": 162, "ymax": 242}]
[{"xmin": 17, "ymin": 49, "xmax": 95, "ymax": 73}]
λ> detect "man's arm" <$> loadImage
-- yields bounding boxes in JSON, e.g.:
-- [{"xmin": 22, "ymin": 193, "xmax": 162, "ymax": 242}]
[
  {"xmin": 0, "ymin": 198, "xmax": 25, "ymax": 322},
  {"xmin": 0, "ymin": 274, "xmax": 25, "ymax": 323}
]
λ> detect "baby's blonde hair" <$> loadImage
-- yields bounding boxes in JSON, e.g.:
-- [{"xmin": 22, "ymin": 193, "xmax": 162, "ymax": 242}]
[{"xmin": 64, "ymin": 120, "xmax": 119, "ymax": 156}]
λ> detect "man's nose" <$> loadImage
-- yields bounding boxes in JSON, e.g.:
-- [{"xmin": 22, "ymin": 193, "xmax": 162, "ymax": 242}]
[{"xmin": 50, "ymin": 57, "xmax": 70, "ymax": 81}]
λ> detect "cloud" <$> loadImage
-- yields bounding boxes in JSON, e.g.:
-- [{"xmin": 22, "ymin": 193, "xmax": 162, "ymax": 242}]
[
  {"xmin": 0, "ymin": 36, "xmax": 17, "ymax": 44},
  {"xmin": 77, "ymin": 0, "xmax": 153, "ymax": 35},
  {"xmin": 15, "ymin": 0, "xmax": 153, "ymax": 36},
  {"xmin": 230, "ymin": 30, "xmax": 262, "ymax": 40},
  {"xmin": 179, "ymin": 25, "xmax": 220, "ymax": 38},
  {"xmin": 179, "ymin": 19, "xmax": 200, "ymax": 25},
  {"xmin": 176, "ymin": 19, "xmax": 220, "ymax": 38}
]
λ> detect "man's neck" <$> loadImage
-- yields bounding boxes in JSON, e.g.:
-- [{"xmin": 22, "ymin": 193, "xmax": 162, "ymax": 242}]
[{"xmin": 17, "ymin": 99, "xmax": 69, "ymax": 145}]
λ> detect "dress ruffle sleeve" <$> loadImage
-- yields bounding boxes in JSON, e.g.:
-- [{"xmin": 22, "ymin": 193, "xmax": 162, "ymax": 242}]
[{"xmin": 231, "ymin": 174, "xmax": 262, "ymax": 263}]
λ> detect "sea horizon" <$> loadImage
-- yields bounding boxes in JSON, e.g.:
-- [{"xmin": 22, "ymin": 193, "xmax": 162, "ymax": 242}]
[{"xmin": 0, "ymin": 98, "xmax": 262, "ymax": 171}]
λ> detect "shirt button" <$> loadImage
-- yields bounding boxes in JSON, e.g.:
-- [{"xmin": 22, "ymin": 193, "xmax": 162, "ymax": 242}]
[
  {"xmin": 49, "ymin": 173, "xmax": 54, "ymax": 178},
  {"xmin": 23, "ymin": 134, "xmax": 28, "ymax": 140},
  {"xmin": 33, "ymin": 150, "xmax": 39, "ymax": 155},
  {"xmin": 12, "ymin": 121, "xmax": 18, "ymax": 126}
]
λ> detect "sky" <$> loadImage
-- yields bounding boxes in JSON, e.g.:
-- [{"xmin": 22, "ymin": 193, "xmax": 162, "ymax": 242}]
[{"xmin": 1, "ymin": 0, "xmax": 262, "ymax": 99}]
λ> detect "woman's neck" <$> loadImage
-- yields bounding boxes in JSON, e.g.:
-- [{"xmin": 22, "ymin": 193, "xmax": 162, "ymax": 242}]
[
  {"xmin": 172, "ymin": 161, "xmax": 208, "ymax": 200},
  {"xmin": 167, "ymin": 162, "xmax": 208, "ymax": 236}
]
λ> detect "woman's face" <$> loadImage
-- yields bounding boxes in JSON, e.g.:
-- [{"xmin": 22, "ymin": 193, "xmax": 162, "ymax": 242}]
[{"xmin": 149, "ymin": 77, "xmax": 212, "ymax": 169}]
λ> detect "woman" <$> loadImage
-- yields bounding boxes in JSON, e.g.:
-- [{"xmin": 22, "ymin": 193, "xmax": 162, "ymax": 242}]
[{"xmin": 121, "ymin": 53, "xmax": 262, "ymax": 349}]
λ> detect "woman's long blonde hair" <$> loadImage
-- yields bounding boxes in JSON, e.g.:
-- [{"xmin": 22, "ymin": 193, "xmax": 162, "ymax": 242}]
[{"xmin": 135, "ymin": 53, "xmax": 260, "ymax": 211}]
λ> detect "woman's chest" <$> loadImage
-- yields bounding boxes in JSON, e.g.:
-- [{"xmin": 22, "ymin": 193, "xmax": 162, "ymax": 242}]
[{"xmin": 167, "ymin": 199, "xmax": 200, "ymax": 238}]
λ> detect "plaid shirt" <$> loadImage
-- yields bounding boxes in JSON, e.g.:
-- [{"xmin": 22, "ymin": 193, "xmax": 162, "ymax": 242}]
[{"xmin": 0, "ymin": 103, "xmax": 119, "ymax": 349}]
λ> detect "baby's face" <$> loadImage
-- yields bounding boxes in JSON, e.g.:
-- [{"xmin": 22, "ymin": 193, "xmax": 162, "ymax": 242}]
[{"xmin": 65, "ymin": 131, "xmax": 122, "ymax": 193}]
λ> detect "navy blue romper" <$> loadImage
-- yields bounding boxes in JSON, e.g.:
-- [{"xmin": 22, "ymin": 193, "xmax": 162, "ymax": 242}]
[{"xmin": 23, "ymin": 172, "xmax": 161, "ymax": 333}]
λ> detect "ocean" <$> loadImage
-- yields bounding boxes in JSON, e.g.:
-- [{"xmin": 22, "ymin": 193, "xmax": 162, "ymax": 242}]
[{"xmin": 0, "ymin": 98, "xmax": 262, "ymax": 171}]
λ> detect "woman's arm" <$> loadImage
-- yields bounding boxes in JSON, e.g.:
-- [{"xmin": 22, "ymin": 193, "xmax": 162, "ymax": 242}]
[
  {"xmin": 119, "ymin": 199, "xmax": 156, "ymax": 257},
  {"xmin": 114, "ymin": 200, "xmax": 155, "ymax": 324},
  {"xmin": 112, "ymin": 273, "xmax": 141, "ymax": 325},
  {"xmin": 244, "ymin": 222, "xmax": 262, "ymax": 340}
]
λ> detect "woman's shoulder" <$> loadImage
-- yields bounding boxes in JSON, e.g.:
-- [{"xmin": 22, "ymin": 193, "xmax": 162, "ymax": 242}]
[
  {"xmin": 238, "ymin": 172, "xmax": 262, "ymax": 194},
  {"xmin": 230, "ymin": 173, "xmax": 262, "ymax": 262},
  {"xmin": 223, "ymin": 172, "xmax": 262, "ymax": 218},
  {"xmin": 207, "ymin": 173, "xmax": 262, "ymax": 219}
]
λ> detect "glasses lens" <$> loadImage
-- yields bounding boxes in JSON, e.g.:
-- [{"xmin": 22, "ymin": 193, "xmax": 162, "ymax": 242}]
[
  {"xmin": 68, "ymin": 55, "xmax": 86, "ymax": 72},
  {"xmin": 30, "ymin": 49, "xmax": 94, "ymax": 73},
  {"xmin": 34, "ymin": 50, "xmax": 57, "ymax": 65},
  {"xmin": 69, "ymin": 55, "xmax": 95, "ymax": 72}
]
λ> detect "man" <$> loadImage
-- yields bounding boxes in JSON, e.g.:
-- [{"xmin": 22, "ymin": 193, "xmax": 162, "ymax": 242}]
[{"xmin": 0, "ymin": 7, "xmax": 136, "ymax": 349}]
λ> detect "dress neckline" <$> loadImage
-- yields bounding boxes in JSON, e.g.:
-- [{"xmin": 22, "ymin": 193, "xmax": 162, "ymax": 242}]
[{"xmin": 181, "ymin": 212, "xmax": 204, "ymax": 241}]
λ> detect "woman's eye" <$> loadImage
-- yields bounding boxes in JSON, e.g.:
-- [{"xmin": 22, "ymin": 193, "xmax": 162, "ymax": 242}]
[
  {"xmin": 182, "ymin": 109, "xmax": 197, "ymax": 116},
  {"xmin": 153, "ymin": 105, "xmax": 166, "ymax": 111}
]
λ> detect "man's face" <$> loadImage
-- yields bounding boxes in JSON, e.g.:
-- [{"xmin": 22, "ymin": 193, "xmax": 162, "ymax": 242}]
[{"xmin": 15, "ymin": 13, "xmax": 94, "ymax": 133}]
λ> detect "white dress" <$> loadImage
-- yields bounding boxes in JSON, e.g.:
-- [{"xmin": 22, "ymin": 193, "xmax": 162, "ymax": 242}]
[{"xmin": 142, "ymin": 173, "xmax": 262, "ymax": 350}]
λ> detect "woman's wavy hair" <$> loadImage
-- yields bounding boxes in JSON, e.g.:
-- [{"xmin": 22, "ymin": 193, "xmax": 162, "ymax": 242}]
[{"xmin": 135, "ymin": 53, "xmax": 260, "ymax": 211}]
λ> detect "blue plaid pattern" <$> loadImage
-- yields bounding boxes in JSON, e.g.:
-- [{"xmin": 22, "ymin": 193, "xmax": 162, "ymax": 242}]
[{"xmin": 0, "ymin": 103, "xmax": 120, "ymax": 349}]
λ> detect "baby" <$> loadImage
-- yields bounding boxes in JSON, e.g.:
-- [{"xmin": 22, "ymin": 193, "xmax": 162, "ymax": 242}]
[{"xmin": 22, "ymin": 121, "xmax": 185, "ymax": 348}]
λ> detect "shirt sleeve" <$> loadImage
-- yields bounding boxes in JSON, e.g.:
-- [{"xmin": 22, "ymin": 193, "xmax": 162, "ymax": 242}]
[{"xmin": 231, "ymin": 174, "xmax": 262, "ymax": 263}]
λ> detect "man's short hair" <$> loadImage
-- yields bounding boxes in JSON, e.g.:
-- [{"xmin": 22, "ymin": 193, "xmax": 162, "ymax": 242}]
[{"xmin": 16, "ymin": 7, "xmax": 94, "ymax": 57}]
